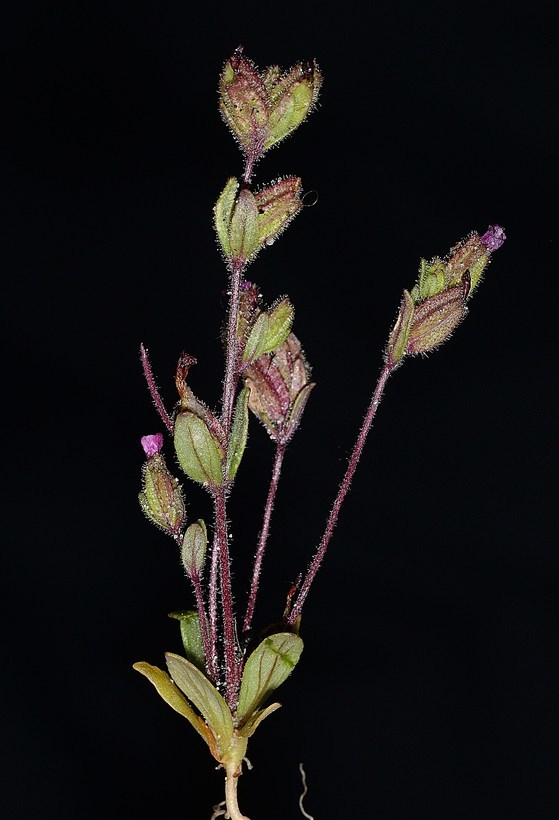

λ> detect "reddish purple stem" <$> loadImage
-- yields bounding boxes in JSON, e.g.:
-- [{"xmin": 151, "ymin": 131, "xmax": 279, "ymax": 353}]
[
  {"xmin": 140, "ymin": 344, "xmax": 173, "ymax": 435},
  {"xmin": 208, "ymin": 257, "xmax": 247, "ymax": 704},
  {"xmin": 243, "ymin": 441, "xmax": 287, "ymax": 633},
  {"xmin": 214, "ymin": 488, "xmax": 238, "ymax": 707},
  {"xmin": 287, "ymin": 362, "xmax": 394, "ymax": 625},
  {"xmin": 221, "ymin": 259, "xmax": 245, "ymax": 434}
]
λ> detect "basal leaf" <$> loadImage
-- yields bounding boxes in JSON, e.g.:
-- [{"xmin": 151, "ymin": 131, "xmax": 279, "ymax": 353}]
[
  {"xmin": 238, "ymin": 702, "xmax": 282, "ymax": 739},
  {"xmin": 133, "ymin": 661, "xmax": 209, "ymax": 744},
  {"xmin": 236, "ymin": 632, "xmax": 303, "ymax": 726},
  {"xmin": 165, "ymin": 652, "xmax": 234, "ymax": 755}
]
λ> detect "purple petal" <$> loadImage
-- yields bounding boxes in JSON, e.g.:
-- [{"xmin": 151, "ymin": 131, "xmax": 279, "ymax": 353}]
[
  {"xmin": 141, "ymin": 433, "xmax": 164, "ymax": 458},
  {"xmin": 481, "ymin": 225, "xmax": 506, "ymax": 252}
]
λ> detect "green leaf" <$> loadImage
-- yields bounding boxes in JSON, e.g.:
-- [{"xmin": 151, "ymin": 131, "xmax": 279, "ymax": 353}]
[
  {"xmin": 165, "ymin": 652, "xmax": 234, "ymax": 755},
  {"xmin": 227, "ymin": 387, "xmax": 250, "ymax": 479},
  {"xmin": 229, "ymin": 189, "xmax": 260, "ymax": 260},
  {"xmin": 133, "ymin": 661, "xmax": 209, "ymax": 743},
  {"xmin": 468, "ymin": 255, "xmax": 489, "ymax": 295},
  {"xmin": 418, "ymin": 257, "xmax": 446, "ymax": 301},
  {"xmin": 214, "ymin": 177, "xmax": 239, "ymax": 258},
  {"xmin": 386, "ymin": 289, "xmax": 414, "ymax": 366},
  {"xmin": 254, "ymin": 178, "xmax": 302, "ymax": 247},
  {"xmin": 168, "ymin": 610, "xmax": 206, "ymax": 671},
  {"xmin": 242, "ymin": 312, "xmax": 270, "ymax": 364},
  {"xmin": 238, "ymin": 702, "xmax": 282, "ymax": 738},
  {"xmin": 180, "ymin": 520, "xmax": 207, "ymax": 578},
  {"xmin": 260, "ymin": 298, "xmax": 294, "ymax": 355},
  {"xmin": 236, "ymin": 632, "xmax": 304, "ymax": 727},
  {"xmin": 267, "ymin": 76, "xmax": 315, "ymax": 149},
  {"xmin": 284, "ymin": 382, "xmax": 315, "ymax": 442},
  {"xmin": 174, "ymin": 411, "xmax": 224, "ymax": 487}
]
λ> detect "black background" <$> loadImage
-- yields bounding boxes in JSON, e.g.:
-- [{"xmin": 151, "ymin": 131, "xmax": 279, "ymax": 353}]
[{"xmin": 3, "ymin": 2, "xmax": 558, "ymax": 818}]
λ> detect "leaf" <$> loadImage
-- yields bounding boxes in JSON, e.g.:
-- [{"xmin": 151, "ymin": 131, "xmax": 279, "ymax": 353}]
[
  {"xmin": 262, "ymin": 298, "xmax": 294, "ymax": 354},
  {"xmin": 386, "ymin": 289, "xmax": 414, "ymax": 366},
  {"xmin": 284, "ymin": 382, "xmax": 315, "ymax": 443},
  {"xmin": 165, "ymin": 652, "xmax": 234, "ymax": 756},
  {"xmin": 168, "ymin": 610, "xmax": 206, "ymax": 671},
  {"xmin": 214, "ymin": 177, "xmax": 239, "ymax": 258},
  {"xmin": 226, "ymin": 387, "xmax": 250, "ymax": 479},
  {"xmin": 236, "ymin": 632, "xmax": 303, "ymax": 727},
  {"xmin": 238, "ymin": 702, "xmax": 282, "ymax": 738},
  {"xmin": 242, "ymin": 312, "xmax": 270, "ymax": 364},
  {"xmin": 180, "ymin": 520, "xmax": 208, "ymax": 578},
  {"xmin": 229, "ymin": 188, "xmax": 260, "ymax": 260},
  {"xmin": 174, "ymin": 411, "xmax": 224, "ymax": 487},
  {"xmin": 133, "ymin": 661, "xmax": 210, "ymax": 745}
]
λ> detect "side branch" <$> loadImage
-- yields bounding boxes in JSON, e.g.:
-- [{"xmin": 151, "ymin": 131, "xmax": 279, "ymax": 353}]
[
  {"xmin": 243, "ymin": 442, "xmax": 286, "ymax": 633},
  {"xmin": 140, "ymin": 344, "xmax": 174, "ymax": 434},
  {"xmin": 287, "ymin": 362, "xmax": 394, "ymax": 624}
]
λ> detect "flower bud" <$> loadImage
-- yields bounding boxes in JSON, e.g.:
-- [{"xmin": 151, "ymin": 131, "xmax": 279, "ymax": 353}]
[
  {"xmin": 481, "ymin": 224, "xmax": 506, "ymax": 251},
  {"xmin": 219, "ymin": 47, "xmax": 322, "ymax": 166},
  {"xmin": 219, "ymin": 47, "xmax": 268, "ymax": 157},
  {"xmin": 214, "ymin": 177, "xmax": 303, "ymax": 265},
  {"xmin": 241, "ymin": 297, "xmax": 294, "ymax": 365},
  {"xmin": 244, "ymin": 333, "xmax": 314, "ymax": 444},
  {"xmin": 254, "ymin": 177, "xmax": 302, "ymax": 247},
  {"xmin": 181, "ymin": 520, "xmax": 207, "ymax": 578},
  {"xmin": 390, "ymin": 225, "xmax": 506, "ymax": 363},
  {"xmin": 266, "ymin": 59, "xmax": 322, "ymax": 150},
  {"xmin": 141, "ymin": 432, "xmax": 164, "ymax": 458},
  {"xmin": 406, "ymin": 281, "xmax": 468, "ymax": 355},
  {"xmin": 139, "ymin": 449, "xmax": 185, "ymax": 537}
]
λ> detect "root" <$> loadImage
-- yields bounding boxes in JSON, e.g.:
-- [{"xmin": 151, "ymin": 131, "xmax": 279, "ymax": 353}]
[
  {"xmin": 211, "ymin": 800, "xmax": 227, "ymax": 819},
  {"xmin": 298, "ymin": 763, "xmax": 315, "ymax": 819}
]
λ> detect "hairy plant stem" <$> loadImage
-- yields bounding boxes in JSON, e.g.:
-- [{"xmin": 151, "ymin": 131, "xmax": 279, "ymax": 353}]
[
  {"xmin": 242, "ymin": 129, "xmax": 264, "ymax": 186},
  {"xmin": 208, "ymin": 526, "xmax": 220, "ymax": 681},
  {"xmin": 243, "ymin": 441, "xmax": 286, "ymax": 633},
  {"xmin": 140, "ymin": 343, "xmax": 173, "ymax": 434},
  {"xmin": 211, "ymin": 256, "xmax": 246, "ymax": 706},
  {"xmin": 214, "ymin": 486, "xmax": 238, "ymax": 707},
  {"xmin": 222, "ymin": 258, "xmax": 245, "ymax": 435},
  {"xmin": 287, "ymin": 362, "xmax": 394, "ymax": 625}
]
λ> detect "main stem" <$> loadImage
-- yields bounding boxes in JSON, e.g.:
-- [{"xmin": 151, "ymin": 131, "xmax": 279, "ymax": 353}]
[
  {"xmin": 214, "ymin": 488, "xmax": 238, "ymax": 706},
  {"xmin": 222, "ymin": 258, "xmax": 245, "ymax": 435},
  {"xmin": 212, "ymin": 255, "xmax": 245, "ymax": 706},
  {"xmin": 243, "ymin": 441, "xmax": 286, "ymax": 633},
  {"xmin": 287, "ymin": 362, "xmax": 394, "ymax": 625}
]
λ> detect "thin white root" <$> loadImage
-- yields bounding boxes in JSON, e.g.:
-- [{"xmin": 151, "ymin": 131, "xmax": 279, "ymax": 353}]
[
  {"xmin": 298, "ymin": 762, "xmax": 315, "ymax": 819},
  {"xmin": 243, "ymin": 756, "xmax": 253, "ymax": 771},
  {"xmin": 211, "ymin": 799, "xmax": 227, "ymax": 819}
]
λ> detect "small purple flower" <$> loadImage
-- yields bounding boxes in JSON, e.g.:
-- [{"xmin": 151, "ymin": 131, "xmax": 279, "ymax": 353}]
[
  {"xmin": 481, "ymin": 224, "xmax": 506, "ymax": 252},
  {"xmin": 141, "ymin": 433, "xmax": 164, "ymax": 458}
]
